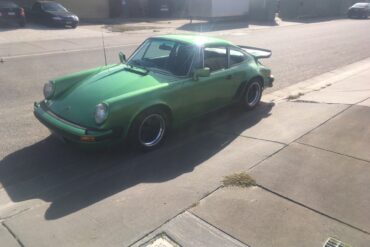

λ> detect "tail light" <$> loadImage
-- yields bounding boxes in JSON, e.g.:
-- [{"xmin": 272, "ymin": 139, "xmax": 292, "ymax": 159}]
[{"xmin": 20, "ymin": 8, "xmax": 25, "ymax": 17}]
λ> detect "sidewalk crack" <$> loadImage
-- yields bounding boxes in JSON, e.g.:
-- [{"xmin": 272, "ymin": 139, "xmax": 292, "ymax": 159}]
[{"xmin": 1, "ymin": 221, "xmax": 25, "ymax": 247}]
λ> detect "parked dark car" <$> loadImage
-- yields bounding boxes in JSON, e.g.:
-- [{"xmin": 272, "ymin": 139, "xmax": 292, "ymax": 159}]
[
  {"xmin": 0, "ymin": 1, "xmax": 26, "ymax": 27},
  {"xmin": 26, "ymin": 1, "xmax": 79, "ymax": 28},
  {"xmin": 348, "ymin": 2, "xmax": 370, "ymax": 19}
]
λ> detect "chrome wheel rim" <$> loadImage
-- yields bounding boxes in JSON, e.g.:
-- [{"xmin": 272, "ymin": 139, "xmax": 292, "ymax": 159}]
[
  {"xmin": 138, "ymin": 114, "xmax": 166, "ymax": 147},
  {"xmin": 246, "ymin": 82, "xmax": 261, "ymax": 107}
]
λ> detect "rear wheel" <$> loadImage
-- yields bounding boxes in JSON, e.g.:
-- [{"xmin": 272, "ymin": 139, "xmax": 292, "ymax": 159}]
[
  {"xmin": 129, "ymin": 108, "xmax": 169, "ymax": 151},
  {"xmin": 242, "ymin": 79, "xmax": 263, "ymax": 111}
]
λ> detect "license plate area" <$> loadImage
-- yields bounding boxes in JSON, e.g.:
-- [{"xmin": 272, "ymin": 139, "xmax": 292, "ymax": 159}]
[{"xmin": 8, "ymin": 12, "xmax": 15, "ymax": 16}]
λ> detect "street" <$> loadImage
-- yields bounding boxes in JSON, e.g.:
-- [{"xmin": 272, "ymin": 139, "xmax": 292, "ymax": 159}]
[{"xmin": 1, "ymin": 17, "xmax": 370, "ymax": 247}]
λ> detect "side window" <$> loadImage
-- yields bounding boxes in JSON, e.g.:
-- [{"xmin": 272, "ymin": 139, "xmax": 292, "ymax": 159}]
[
  {"xmin": 204, "ymin": 47, "xmax": 227, "ymax": 72},
  {"xmin": 229, "ymin": 48, "xmax": 247, "ymax": 67},
  {"xmin": 32, "ymin": 3, "xmax": 42, "ymax": 12}
]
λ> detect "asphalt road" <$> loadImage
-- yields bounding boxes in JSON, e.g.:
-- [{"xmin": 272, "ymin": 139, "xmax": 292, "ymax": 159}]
[{"xmin": 0, "ymin": 18, "xmax": 370, "ymax": 246}]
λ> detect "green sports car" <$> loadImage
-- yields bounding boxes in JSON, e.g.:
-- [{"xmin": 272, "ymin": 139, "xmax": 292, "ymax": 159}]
[{"xmin": 34, "ymin": 34, "xmax": 274, "ymax": 150}]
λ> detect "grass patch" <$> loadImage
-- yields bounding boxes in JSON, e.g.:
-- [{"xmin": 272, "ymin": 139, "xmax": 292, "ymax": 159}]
[
  {"xmin": 190, "ymin": 201, "xmax": 200, "ymax": 208},
  {"xmin": 222, "ymin": 172, "xmax": 256, "ymax": 188},
  {"xmin": 287, "ymin": 92, "xmax": 304, "ymax": 100},
  {"xmin": 107, "ymin": 25, "xmax": 161, "ymax": 32}
]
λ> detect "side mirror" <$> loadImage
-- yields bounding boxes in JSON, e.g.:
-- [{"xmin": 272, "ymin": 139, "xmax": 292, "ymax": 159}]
[
  {"xmin": 119, "ymin": 52, "xmax": 126, "ymax": 64},
  {"xmin": 193, "ymin": 67, "xmax": 210, "ymax": 80}
]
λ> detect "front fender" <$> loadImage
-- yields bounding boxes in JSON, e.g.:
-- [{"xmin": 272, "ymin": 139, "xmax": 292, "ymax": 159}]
[{"xmin": 103, "ymin": 84, "xmax": 171, "ymax": 137}]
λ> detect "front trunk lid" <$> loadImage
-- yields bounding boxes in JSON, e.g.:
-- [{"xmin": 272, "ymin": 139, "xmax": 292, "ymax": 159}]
[{"xmin": 47, "ymin": 65, "xmax": 168, "ymax": 128}]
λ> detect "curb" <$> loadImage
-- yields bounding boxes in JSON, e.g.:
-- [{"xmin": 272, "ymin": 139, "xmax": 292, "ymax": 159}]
[{"xmin": 263, "ymin": 57, "xmax": 370, "ymax": 103}]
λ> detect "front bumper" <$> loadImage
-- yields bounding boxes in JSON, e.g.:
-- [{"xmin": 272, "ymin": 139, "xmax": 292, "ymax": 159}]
[
  {"xmin": 264, "ymin": 75, "xmax": 274, "ymax": 88},
  {"xmin": 51, "ymin": 19, "xmax": 78, "ymax": 27},
  {"xmin": 34, "ymin": 101, "xmax": 119, "ymax": 145}
]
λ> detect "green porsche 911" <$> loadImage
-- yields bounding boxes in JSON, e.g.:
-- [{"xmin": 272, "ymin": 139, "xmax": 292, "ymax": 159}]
[{"xmin": 34, "ymin": 34, "xmax": 274, "ymax": 150}]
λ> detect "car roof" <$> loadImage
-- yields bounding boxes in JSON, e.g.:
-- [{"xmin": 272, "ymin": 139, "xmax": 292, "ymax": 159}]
[
  {"xmin": 155, "ymin": 34, "xmax": 233, "ymax": 46},
  {"xmin": 353, "ymin": 2, "xmax": 370, "ymax": 7},
  {"xmin": 36, "ymin": 1, "xmax": 58, "ymax": 3}
]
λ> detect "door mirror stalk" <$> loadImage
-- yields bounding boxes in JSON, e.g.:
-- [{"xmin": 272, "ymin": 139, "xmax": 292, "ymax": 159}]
[{"xmin": 193, "ymin": 67, "xmax": 210, "ymax": 80}]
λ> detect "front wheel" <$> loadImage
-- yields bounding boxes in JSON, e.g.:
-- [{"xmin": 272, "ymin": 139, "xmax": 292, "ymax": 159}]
[
  {"xmin": 242, "ymin": 80, "xmax": 263, "ymax": 111},
  {"xmin": 129, "ymin": 108, "xmax": 169, "ymax": 151}
]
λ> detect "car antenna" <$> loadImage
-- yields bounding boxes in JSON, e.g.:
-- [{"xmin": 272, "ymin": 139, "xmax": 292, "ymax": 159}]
[{"xmin": 101, "ymin": 28, "xmax": 108, "ymax": 66}]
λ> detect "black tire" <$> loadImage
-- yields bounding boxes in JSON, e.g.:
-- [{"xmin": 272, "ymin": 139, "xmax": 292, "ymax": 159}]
[
  {"xmin": 71, "ymin": 24, "xmax": 77, "ymax": 29},
  {"xmin": 129, "ymin": 108, "xmax": 170, "ymax": 151},
  {"xmin": 242, "ymin": 79, "xmax": 263, "ymax": 111}
]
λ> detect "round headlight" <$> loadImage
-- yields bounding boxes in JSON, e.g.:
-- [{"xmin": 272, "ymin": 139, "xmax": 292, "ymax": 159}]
[
  {"xmin": 43, "ymin": 81, "xmax": 55, "ymax": 99},
  {"xmin": 95, "ymin": 103, "xmax": 109, "ymax": 125}
]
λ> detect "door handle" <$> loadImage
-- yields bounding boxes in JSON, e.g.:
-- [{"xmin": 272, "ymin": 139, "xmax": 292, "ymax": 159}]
[{"xmin": 226, "ymin": 75, "xmax": 233, "ymax": 80}]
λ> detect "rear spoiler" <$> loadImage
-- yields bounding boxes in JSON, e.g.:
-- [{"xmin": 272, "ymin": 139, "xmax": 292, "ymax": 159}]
[{"xmin": 238, "ymin": 45, "xmax": 272, "ymax": 59}]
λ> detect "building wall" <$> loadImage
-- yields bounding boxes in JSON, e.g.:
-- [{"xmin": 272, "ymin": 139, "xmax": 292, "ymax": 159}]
[
  {"xmin": 279, "ymin": 0, "xmax": 367, "ymax": 19},
  {"xmin": 15, "ymin": 0, "xmax": 110, "ymax": 19},
  {"xmin": 250, "ymin": 0, "xmax": 278, "ymax": 21}
]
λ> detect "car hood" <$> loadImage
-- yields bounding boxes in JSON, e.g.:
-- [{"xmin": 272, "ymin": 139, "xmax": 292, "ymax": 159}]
[{"xmin": 47, "ymin": 65, "xmax": 169, "ymax": 128}]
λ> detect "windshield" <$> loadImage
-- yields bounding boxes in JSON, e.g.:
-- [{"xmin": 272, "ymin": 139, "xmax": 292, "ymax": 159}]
[
  {"xmin": 42, "ymin": 2, "xmax": 68, "ymax": 12},
  {"xmin": 128, "ymin": 39, "xmax": 196, "ymax": 77}
]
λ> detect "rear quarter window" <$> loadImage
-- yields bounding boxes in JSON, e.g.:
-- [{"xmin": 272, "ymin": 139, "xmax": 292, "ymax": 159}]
[{"xmin": 229, "ymin": 48, "xmax": 248, "ymax": 67}]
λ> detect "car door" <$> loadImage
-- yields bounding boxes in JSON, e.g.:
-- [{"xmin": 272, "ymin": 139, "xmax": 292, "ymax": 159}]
[
  {"xmin": 181, "ymin": 45, "xmax": 242, "ymax": 118},
  {"xmin": 31, "ymin": 2, "xmax": 43, "ymax": 22}
]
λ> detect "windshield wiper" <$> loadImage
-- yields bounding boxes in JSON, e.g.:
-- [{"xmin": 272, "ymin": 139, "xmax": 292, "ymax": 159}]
[
  {"xmin": 124, "ymin": 62, "xmax": 149, "ymax": 76},
  {"xmin": 127, "ymin": 60, "xmax": 150, "ymax": 73}
]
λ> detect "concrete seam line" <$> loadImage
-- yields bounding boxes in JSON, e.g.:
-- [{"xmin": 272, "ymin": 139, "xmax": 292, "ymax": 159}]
[
  {"xmin": 0, "ymin": 208, "xmax": 31, "ymax": 221},
  {"xmin": 128, "ymin": 186, "xmax": 222, "ymax": 247},
  {"xmin": 295, "ymin": 142, "xmax": 370, "ymax": 164},
  {"xmin": 287, "ymin": 104, "xmax": 353, "ymax": 146},
  {"xmin": 291, "ymin": 95, "xmax": 370, "ymax": 146},
  {"xmin": 211, "ymin": 129, "xmax": 287, "ymax": 146},
  {"xmin": 236, "ymin": 134, "xmax": 288, "ymax": 146},
  {"xmin": 354, "ymin": 96, "xmax": 370, "ymax": 106},
  {"xmin": 1, "ymin": 221, "xmax": 25, "ymax": 247},
  {"xmin": 257, "ymin": 184, "xmax": 370, "ymax": 236},
  {"xmin": 186, "ymin": 210, "xmax": 251, "ymax": 247},
  {"xmin": 248, "ymin": 145, "xmax": 288, "ymax": 171}
]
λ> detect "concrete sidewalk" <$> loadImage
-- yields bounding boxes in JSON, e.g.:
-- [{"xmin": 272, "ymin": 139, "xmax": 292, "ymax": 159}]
[{"xmin": 134, "ymin": 60, "xmax": 370, "ymax": 247}]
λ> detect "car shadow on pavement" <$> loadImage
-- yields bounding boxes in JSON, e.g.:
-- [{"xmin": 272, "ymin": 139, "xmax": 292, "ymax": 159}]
[{"xmin": 0, "ymin": 102, "xmax": 274, "ymax": 220}]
